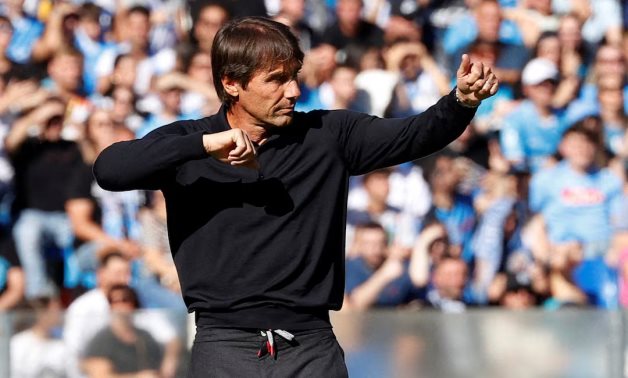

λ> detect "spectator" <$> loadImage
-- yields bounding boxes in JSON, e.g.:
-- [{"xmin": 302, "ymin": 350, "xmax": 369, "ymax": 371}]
[
  {"xmin": 495, "ymin": 272, "xmax": 539, "ymax": 309},
  {"xmin": 344, "ymin": 222, "xmax": 416, "ymax": 310},
  {"xmin": 136, "ymin": 72, "xmax": 202, "ymax": 138},
  {"xmin": 66, "ymin": 109, "xmax": 141, "ymax": 280},
  {"xmin": 106, "ymin": 85, "xmax": 144, "ymax": 131},
  {"xmin": 386, "ymin": 40, "xmax": 451, "ymax": 117},
  {"xmin": 42, "ymin": 46, "xmax": 91, "ymax": 137},
  {"xmin": 295, "ymin": 43, "xmax": 337, "ymax": 111},
  {"xmin": 533, "ymin": 31, "xmax": 581, "ymax": 110},
  {"xmin": 10, "ymin": 295, "xmax": 66, "ymax": 378},
  {"xmin": 273, "ymin": 0, "xmax": 321, "ymax": 52},
  {"xmin": 577, "ymin": 43, "xmax": 627, "ymax": 113},
  {"xmin": 0, "ymin": 15, "xmax": 15, "ymax": 75},
  {"xmin": 74, "ymin": 3, "xmax": 113, "ymax": 95},
  {"xmin": 471, "ymin": 171, "xmax": 528, "ymax": 302},
  {"xmin": 188, "ymin": 1, "xmax": 230, "ymax": 54},
  {"xmin": 424, "ymin": 255, "xmax": 470, "ymax": 312},
  {"xmin": 2, "ymin": 0, "xmax": 44, "ymax": 64},
  {"xmin": 82, "ymin": 285, "xmax": 164, "ymax": 378},
  {"xmin": 501, "ymin": 0, "xmax": 561, "ymax": 47},
  {"xmin": 319, "ymin": 63, "xmax": 369, "ymax": 112},
  {"xmin": 95, "ymin": 53, "xmax": 138, "ymax": 96},
  {"xmin": 321, "ymin": 0, "xmax": 385, "ymax": 52},
  {"xmin": 134, "ymin": 190, "xmax": 185, "ymax": 311},
  {"xmin": 30, "ymin": 2, "xmax": 79, "ymax": 62},
  {"xmin": 530, "ymin": 124, "xmax": 623, "ymax": 259},
  {"xmin": 423, "ymin": 153, "xmax": 477, "ymax": 262},
  {"xmin": 347, "ymin": 168, "xmax": 417, "ymax": 251},
  {"xmin": 180, "ymin": 50, "xmax": 221, "ymax": 117},
  {"xmin": 95, "ymin": 5, "xmax": 176, "ymax": 97},
  {"xmin": 596, "ymin": 75, "xmax": 627, "ymax": 157},
  {"xmin": 530, "ymin": 125, "xmax": 623, "ymax": 307},
  {"xmin": 499, "ymin": 57, "xmax": 571, "ymax": 173},
  {"xmin": 448, "ymin": 0, "xmax": 529, "ymax": 87},
  {"xmin": 6, "ymin": 98, "xmax": 82, "ymax": 298},
  {"xmin": 64, "ymin": 251, "xmax": 180, "ymax": 378}
]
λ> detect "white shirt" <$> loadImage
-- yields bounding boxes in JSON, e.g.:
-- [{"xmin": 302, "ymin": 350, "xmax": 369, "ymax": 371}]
[{"xmin": 11, "ymin": 329, "xmax": 66, "ymax": 378}]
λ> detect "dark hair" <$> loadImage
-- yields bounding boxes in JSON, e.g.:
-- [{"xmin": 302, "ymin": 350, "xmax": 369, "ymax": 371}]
[
  {"xmin": 0, "ymin": 15, "xmax": 13, "ymax": 30},
  {"xmin": 562, "ymin": 123, "xmax": 599, "ymax": 145},
  {"xmin": 127, "ymin": 5, "xmax": 151, "ymax": 19},
  {"xmin": 78, "ymin": 2, "xmax": 102, "ymax": 22},
  {"xmin": 107, "ymin": 284, "xmax": 140, "ymax": 308},
  {"xmin": 211, "ymin": 16, "xmax": 304, "ymax": 108},
  {"xmin": 99, "ymin": 251, "xmax": 127, "ymax": 268},
  {"xmin": 533, "ymin": 31, "xmax": 559, "ymax": 58},
  {"xmin": 355, "ymin": 221, "xmax": 389, "ymax": 244}
]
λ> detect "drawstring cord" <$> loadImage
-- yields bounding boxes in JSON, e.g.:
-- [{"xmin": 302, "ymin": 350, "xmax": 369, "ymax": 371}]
[{"xmin": 257, "ymin": 329, "xmax": 295, "ymax": 359}]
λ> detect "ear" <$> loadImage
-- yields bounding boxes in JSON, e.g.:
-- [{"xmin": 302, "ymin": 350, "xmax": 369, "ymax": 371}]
[{"xmin": 221, "ymin": 77, "xmax": 239, "ymax": 97}]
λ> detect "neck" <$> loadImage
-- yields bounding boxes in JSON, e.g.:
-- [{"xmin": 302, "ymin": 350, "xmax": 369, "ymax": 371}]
[
  {"xmin": 367, "ymin": 201, "xmax": 386, "ymax": 215},
  {"xmin": 433, "ymin": 192, "xmax": 453, "ymax": 209},
  {"xmin": 568, "ymin": 161, "xmax": 591, "ymax": 174},
  {"xmin": 533, "ymin": 102, "xmax": 552, "ymax": 116},
  {"xmin": 226, "ymin": 108, "xmax": 271, "ymax": 144}
]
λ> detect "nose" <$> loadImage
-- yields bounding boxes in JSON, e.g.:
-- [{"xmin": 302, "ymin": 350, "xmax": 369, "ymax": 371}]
[{"xmin": 284, "ymin": 79, "xmax": 300, "ymax": 100}]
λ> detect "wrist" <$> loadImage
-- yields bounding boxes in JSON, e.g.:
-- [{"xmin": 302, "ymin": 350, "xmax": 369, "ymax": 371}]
[{"xmin": 455, "ymin": 87, "xmax": 480, "ymax": 108}]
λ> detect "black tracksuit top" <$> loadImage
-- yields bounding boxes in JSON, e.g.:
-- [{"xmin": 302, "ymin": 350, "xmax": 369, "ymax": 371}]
[{"xmin": 93, "ymin": 89, "xmax": 476, "ymax": 330}]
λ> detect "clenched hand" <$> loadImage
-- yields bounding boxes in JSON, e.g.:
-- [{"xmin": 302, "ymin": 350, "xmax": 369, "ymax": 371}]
[{"xmin": 203, "ymin": 129, "xmax": 259, "ymax": 169}]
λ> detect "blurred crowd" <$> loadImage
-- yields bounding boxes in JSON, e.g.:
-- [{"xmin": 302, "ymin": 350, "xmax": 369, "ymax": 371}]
[{"xmin": 0, "ymin": 0, "xmax": 626, "ymax": 376}]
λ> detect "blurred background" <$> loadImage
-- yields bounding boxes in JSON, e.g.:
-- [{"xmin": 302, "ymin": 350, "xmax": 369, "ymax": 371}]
[{"xmin": 0, "ymin": 0, "xmax": 625, "ymax": 377}]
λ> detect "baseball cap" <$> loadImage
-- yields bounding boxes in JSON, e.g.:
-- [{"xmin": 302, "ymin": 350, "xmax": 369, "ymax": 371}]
[{"xmin": 521, "ymin": 58, "xmax": 559, "ymax": 86}]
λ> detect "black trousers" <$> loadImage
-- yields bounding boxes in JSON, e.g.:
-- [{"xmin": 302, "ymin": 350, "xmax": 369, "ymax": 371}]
[{"xmin": 187, "ymin": 326, "xmax": 349, "ymax": 377}]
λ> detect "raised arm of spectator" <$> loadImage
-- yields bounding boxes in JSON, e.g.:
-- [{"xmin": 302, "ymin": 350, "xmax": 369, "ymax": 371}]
[
  {"xmin": 0, "ymin": 266, "xmax": 25, "ymax": 310},
  {"xmin": 5, "ymin": 99, "xmax": 65, "ymax": 154},
  {"xmin": 32, "ymin": 3, "xmax": 77, "ymax": 62},
  {"xmin": 65, "ymin": 198, "xmax": 141, "ymax": 260},
  {"xmin": 344, "ymin": 254, "xmax": 405, "ymax": 311},
  {"xmin": 409, "ymin": 223, "xmax": 447, "ymax": 287}
]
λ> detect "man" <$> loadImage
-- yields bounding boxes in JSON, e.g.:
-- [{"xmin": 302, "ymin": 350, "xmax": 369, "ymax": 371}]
[
  {"xmin": 344, "ymin": 222, "xmax": 416, "ymax": 310},
  {"xmin": 64, "ymin": 251, "xmax": 180, "ymax": 378},
  {"xmin": 499, "ymin": 57, "xmax": 570, "ymax": 173},
  {"xmin": 530, "ymin": 125, "xmax": 623, "ymax": 307},
  {"xmin": 94, "ymin": 17, "xmax": 497, "ymax": 376},
  {"xmin": 6, "ymin": 98, "xmax": 83, "ymax": 298}
]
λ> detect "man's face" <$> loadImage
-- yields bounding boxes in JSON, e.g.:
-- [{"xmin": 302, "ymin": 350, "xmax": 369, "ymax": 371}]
[
  {"xmin": 228, "ymin": 66, "xmax": 301, "ymax": 128},
  {"xmin": 359, "ymin": 228, "xmax": 388, "ymax": 269},
  {"xmin": 337, "ymin": 0, "xmax": 362, "ymax": 26},
  {"xmin": 194, "ymin": 5, "xmax": 229, "ymax": 47},
  {"xmin": 49, "ymin": 54, "xmax": 82, "ymax": 92},
  {"xmin": 524, "ymin": 79, "xmax": 556, "ymax": 106},
  {"xmin": 99, "ymin": 257, "xmax": 131, "ymax": 291},
  {"xmin": 330, "ymin": 66, "xmax": 358, "ymax": 105},
  {"xmin": 363, "ymin": 171, "xmax": 390, "ymax": 204},
  {"xmin": 126, "ymin": 12, "xmax": 150, "ymax": 49},
  {"xmin": 559, "ymin": 132, "xmax": 596, "ymax": 170},
  {"xmin": 433, "ymin": 259, "xmax": 467, "ymax": 300},
  {"xmin": 476, "ymin": 2, "xmax": 501, "ymax": 43}
]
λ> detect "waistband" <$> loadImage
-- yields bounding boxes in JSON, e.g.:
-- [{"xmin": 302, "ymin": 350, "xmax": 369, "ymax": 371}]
[{"xmin": 194, "ymin": 304, "xmax": 332, "ymax": 331}]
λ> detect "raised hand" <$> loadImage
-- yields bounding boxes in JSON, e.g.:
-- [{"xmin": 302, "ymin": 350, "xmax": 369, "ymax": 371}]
[
  {"xmin": 203, "ymin": 129, "xmax": 258, "ymax": 169},
  {"xmin": 456, "ymin": 54, "xmax": 499, "ymax": 107}
]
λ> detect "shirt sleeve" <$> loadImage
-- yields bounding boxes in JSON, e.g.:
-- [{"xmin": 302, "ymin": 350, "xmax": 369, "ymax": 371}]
[
  {"xmin": 325, "ymin": 89, "xmax": 477, "ymax": 176},
  {"xmin": 93, "ymin": 121, "xmax": 208, "ymax": 191}
]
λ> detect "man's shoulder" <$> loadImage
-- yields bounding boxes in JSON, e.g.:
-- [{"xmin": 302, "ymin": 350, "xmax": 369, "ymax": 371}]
[{"xmin": 67, "ymin": 289, "xmax": 107, "ymax": 313}]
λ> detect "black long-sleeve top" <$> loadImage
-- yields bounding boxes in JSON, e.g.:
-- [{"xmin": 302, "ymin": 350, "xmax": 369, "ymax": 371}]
[{"xmin": 93, "ymin": 89, "xmax": 476, "ymax": 330}]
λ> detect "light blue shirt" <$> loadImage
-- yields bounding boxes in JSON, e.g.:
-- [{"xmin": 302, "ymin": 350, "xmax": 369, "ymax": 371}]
[
  {"xmin": 500, "ymin": 100, "xmax": 570, "ymax": 172},
  {"xmin": 530, "ymin": 161, "xmax": 622, "ymax": 244},
  {"xmin": 7, "ymin": 15, "xmax": 44, "ymax": 63}
]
